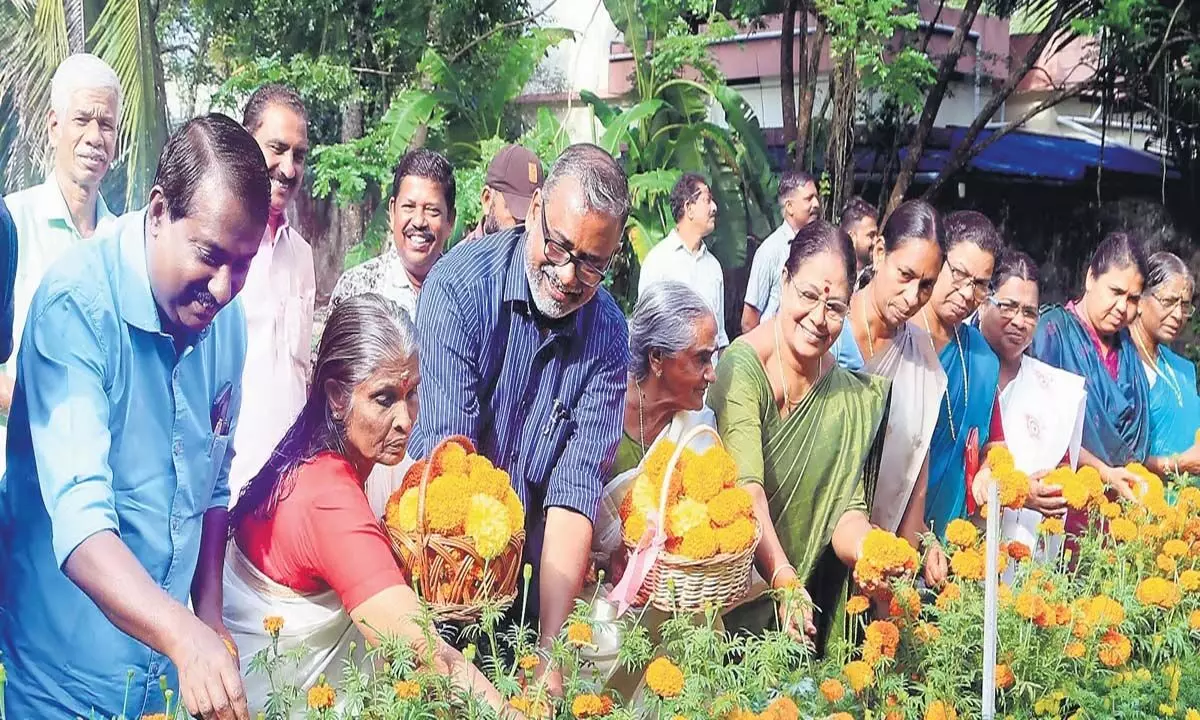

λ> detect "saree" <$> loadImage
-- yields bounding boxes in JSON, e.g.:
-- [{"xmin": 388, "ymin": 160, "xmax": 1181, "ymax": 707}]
[
  {"xmin": 710, "ymin": 341, "xmax": 889, "ymax": 651},
  {"xmin": 925, "ymin": 325, "xmax": 1000, "ymax": 537},
  {"xmin": 223, "ymin": 541, "xmax": 365, "ymax": 717},
  {"xmin": 1031, "ymin": 306, "xmax": 1150, "ymax": 466},
  {"xmin": 1145, "ymin": 345, "xmax": 1200, "ymax": 457}
]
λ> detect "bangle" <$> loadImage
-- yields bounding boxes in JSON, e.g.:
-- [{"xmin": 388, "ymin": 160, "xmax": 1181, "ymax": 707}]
[{"xmin": 770, "ymin": 564, "xmax": 796, "ymax": 589}]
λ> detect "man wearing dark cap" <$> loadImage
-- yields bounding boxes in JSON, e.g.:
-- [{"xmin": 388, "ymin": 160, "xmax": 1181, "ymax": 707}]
[{"xmin": 465, "ymin": 144, "xmax": 544, "ymax": 241}]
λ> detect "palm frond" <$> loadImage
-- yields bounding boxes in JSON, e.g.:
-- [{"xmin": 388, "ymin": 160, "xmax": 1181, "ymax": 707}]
[{"xmin": 0, "ymin": 0, "xmax": 67, "ymax": 191}]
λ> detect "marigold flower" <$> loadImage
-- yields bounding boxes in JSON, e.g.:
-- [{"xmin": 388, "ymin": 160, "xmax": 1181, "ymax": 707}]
[
  {"xmin": 945, "ymin": 519, "xmax": 978, "ymax": 548},
  {"xmin": 1164, "ymin": 539, "xmax": 1189, "ymax": 558},
  {"xmin": 854, "ymin": 528, "xmax": 920, "ymax": 586},
  {"xmin": 1015, "ymin": 591, "xmax": 1049, "ymax": 624},
  {"xmin": 623, "ymin": 512, "xmax": 648, "ymax": 544},
  {"xmin": 829, "ymin": 715, "xmax": 854, "ymax": 720},
  {"xmin": 1158, "ymin": 553, "xmax": 1179, "ymax": 574},
  {"xmin": 432, "ymin": 440, "xmax": 470, "ymax": 476},
  {"xmin": 1136, "ymin": 577, "xmax": 1181, "ymax": 609},
  {"xmin": 676, "ymin": 523, "xmax": 719, "ymax": 559},
  {"xmin": 394, "ymin": 680, "xmax": 420, "ymax": 700},
  {"xmin": 936, "ymin": 582, "xmax": 961, "ymax": 609},
  {"xmin": 915, "ymin": 622, "xmax": 941, "ymax": 642},
  {"xmin": 518, "ymin": 654, "xmax": 539, "ymax": 671},
  {"xmin": 707, "ymin": 486, "xmax": 753, "ymax": 527},
  {"xmin": 715, "ymin": 517, "xmax": 757, "ymax": 555},
  {"xmin": 681, "ymin": 447, "xmax": 731, "ymax": 502},
  {"xmin": 987, "ymin": 445, "xmax": 1015, "ymax": 472},
  {"xmin": 1065, "ymin": 641, "xmax": 1086, "ymax": 659},
  {"xmin": 307, "ymin": 682, "xmax": 336, "ymax": 710},
  {"xmin": 843, "ymin": 660, "xmax": 874, "ymax": 693},
  {"xmin": 504, "ymin": 488, "xmax": 525, "ymax": 534},
  {"xmin": 646, "ymin": 657, "xmax": 684, "ymax": 698},
  {"xmin": 668, "ymin": 498, "xmax": 711, "ymax": 538},
  {"xmin": 263, "ymin": 615, "xmax": 284, "ymax": 636},
  {"xmin": 865, "ymin": 620, "xmax": 900, "ymax": 660},
  {"xmin": 385, "ymin": 488, "xmax": 420, "ymax": 533},
  {"xmin": 142, "ymin": 715, "xmax": 168, "ymax": 720},
  {"xmin": 846, "ymin": 595, "xmax": 870, "ymax": 615},
  {"xmin": 571, "ymin": 693, "xmax": 614, "ymax": 718},
  {"xmin": 1082, "ymin": 595, "xmax": 1126, "ymax": 629},
  {"xmin": 509, "ymin": 696, "xmax": 550, "ymax": 717},
  {"xmin": 1181, "ymin": 570, "xmax": 1200, "ymax": 592},
  {"xmin": 1098, "ymin": 629, "xmax": 1132, "ymax": 667},
  {"xmin": 889, "ymin": 586, "xmax": 922, "ymax": 618},
  {"xmin": 465, "ymin": 493, "xmax": 513, "ymax": 559},
  {"xmin": 1039, "ymin": 517, "xmax": 1066, "ymax": 535},
  {"xmin": 950, "ymin": 547, "xmax": 985, "ymax": 581},
  {"xmin": 1189, "ymin": 610, "xmax": 1200, "ymax": 632},
  {"xmin": 820, "ymin": 678, "xmax": 846, "ymax": 702},
  {"xmin": 425, "ymin": 473, "xmax": 470, "ymax": 534},
  {"xmin": 1099, "ymin": 501, "xmax": 1121, "ymax": 519},
  {"xmin": 1007, "ymin": 541, "xmax": 1032, "ymax": 562},
  {"xmin": 1059, "ymin": 474, "xmax": 1092, "ymax": 509},
  {"xmin": 566, "ymin": 621, "xmax": 593, "ymax": 647},
  {"xmin": 995, "ymin": 664, "xmax": 1015, "ymax": 690},
  {"xmin": 925, "ymin": 699, "xmax": 958, "ymax": 720},
  {"xmin": 762, "ymin": 696, "xmax": 799, "ymax": 720},
  {"xmin": 1109, "ymin": 517, "xmax": 1137, "ymax": 542}
]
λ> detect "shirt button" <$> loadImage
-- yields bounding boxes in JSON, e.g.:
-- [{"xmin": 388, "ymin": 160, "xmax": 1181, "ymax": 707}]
[
  {"xmin": 173, "ymin": 440, "xmax": 183, "ymax": 454},
  {"xmin": 171, "ymin": 517, "xmax": 181, "ymax": 531}
]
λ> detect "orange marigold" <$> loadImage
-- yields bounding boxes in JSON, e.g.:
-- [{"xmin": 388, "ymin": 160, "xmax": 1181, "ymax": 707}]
[
  {"xmin": 430, "ymin": 440, "xmax": 470, "ymax": 477},
  {"xmin": 820, "ymin": 678, "xmax": 846, "ymax": 702},
  {"xmin": 646, "ymin": 657, "xmax": 685, "ymax": 698},
  {"xmin": 865, "ymin": 620, "xmax": 901, "ymax": 660},
  {"xmin": 925, "ymin": 700, "xmax": 958, "ymax": 720},
  {"xmin": 681, "ymin": 446, "xmax": 735, "ymax": 502},
  {"xmin": 936, "ymin": 582, "xmax": 962, "ymax": 610},
  {"xmin": 424, "ymin": 473, "xmax": 470, "ymax": 534},
  {"xmin": 995, "ymin": 664, "xmax": 1015, "ymax": 690},
  {"xmin": 571, "ymin": 693, "xmax": 614, "ymax": 718},
  {"xmin": 829, "ymin": 715, "xmax": 854, "ymax": 720},
  {"xmin": 762, "ymin": 696, "xmax": 799, "ymax": 720},
  {"xmin": 715, "ymin": 517, "xmax": 757, "ymax": 555},
  {"xmin": 1065, "ymin": 641, "xmax": 1086, "ymax": 659},
  {"xmin": 854, "ymin": 528, "xmax": 920, "ymax": 586},
  {"xmin": 1157, "ymin": 553, "xmax": 1178, "ymax": 574},
  {"xmin": 915, "ymin": 622, "xmax": 941, "ymax": 642},
  {"xmin": 889, "ymin": 586, "xmax": 922, "ymax": 618},
  {"xmin": 307, "ymin": 683, "xmax": 336, "ymax": 710},
  {"xmin": 997, "ymin": 468, "xmax": 1030, "ymax": 510},
  {"xmin": 263, "ymin": 615, "xmax": 284, "ymax": 636},
  {"xmin": 846, "ymin": 595, "xmax": 870, "ymax": 616},
  {"xmin": 843, "ymin": 660, "xmax": 874, "ymax": 693},
  {"xmin": 945, "ymin": 519, "xmax": 978, "ymax": 548},
  {"xmin": 1015, "ymin": 591, "xmax": 1049, "ymax": 624},
  {"xmin": 707, "ymin": 487, "xmax": 753, "ymax": 526},
  {"xmin": 1136, "ymin": 577, "xmax": 1181, "ymax": 609},
  {"xmin": 1098, "ymin": 629, "xmax": 1132, "ymax": 667},
  {"xmin": 566, "ymin": 621, "xmax": 593, "ymax": 647},
  {"xmin": 1189, "ymin": 610, "xmax": 1200, "ymax": 632},
  {"xmin": 676, "ymin": 523, "xmax": 719, "ymax": 559},
  {"xmin": 1083, "ymin": 595, "xmax": 1126, "ymax": 628},
  {"xmin": 1007, "ymin": 541, "xmax": 1032, "ymax": 562},
  {"xmin": 950, "ymin": 547, "xmax": 985, "ymax": 581},
  {"xmin": 518, "ymin": 654, "xmax": 539, "ymax": 671},
  {"xmin": 394, "ymin": 680, "xmax": 421, "ymax": 700},
  {"xmin": 1110, "ymin": 518, "xmax": 1138, "ymax": 542}
]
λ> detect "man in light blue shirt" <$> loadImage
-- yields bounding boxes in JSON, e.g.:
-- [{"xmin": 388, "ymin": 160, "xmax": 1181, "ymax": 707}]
[
  {"xmin": 0, "ymin": 114, "xmax": 269, "ymax": 720},
  {"xmin": 741, "ymin": 170, "xmax": 820, "ymax": 332}
]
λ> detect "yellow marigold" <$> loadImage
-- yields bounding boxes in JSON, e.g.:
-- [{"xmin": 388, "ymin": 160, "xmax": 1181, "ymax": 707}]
[
  {"xmin": 843, "ymin": 660, "xmax": 874, "ymax": 693},
  {"xmin": 846, "ymin": 594, "xmax": 870, "ymax": 615},
  {"xmin": 394, "ymin": 680, "xmax": 420, "ymax": 700},
  {"xmin": 1189, "ymin": 611, "xmax": 1200, "ymax": 632},
  {"xmin": 820, "ymin": 678, "xmax": 846, "ymax": 702},
  {"xmin": 950, "ymin": 547, "xmax": 986, "ymax": 581},
  {"xmin": 1181, "ymin": 570, "xmax": 1200, "ymax": 592},
  {"xmin": 995, "ymin": 664, "xmax": 1015, "ymax": 690},
  {"xmin": 509, "ymin": 696, "xmax": 550, "ymax": 717},
  {"xmin": 915, "ymin": 622, "xmax": 941, "ymax": 642},
  {"xmin": 925, "ymin": 699, "xmax": 958, "ymax": 720},
  {"xmin": 997, "ymin": 468, "xmax": 1031, "ymax": 510},
  {"xmin": 1065, "ymin": 642, "xmax": 1086, "ymax": 659},
  {"xmin": 1110, "ymin": 517, "xmax": 1138, "ymax": 542},
  {"xmin": 263, "ymin": 615, "xmax": 284, "ymax": 636},
  {"xmin": 432, "ymin": 441, "xmax": 469, "ymax": 476},
  {"xmin": 624, "ymin": 511, "xmax": 648, "ymax": 544},
  {"xmin": 1099, "ymin": 629, "xmax": 1132, "ymax": 667},
  {"xmin": 1137, "ymin": 577, "xmax": 1181, "ymax": 609},
  {"xmin": 503, "ymin": 488, "xmax": 525, "ymax": 534},
  {"xmin": 946, "ymin": 519, "xmax": 979, "ymax": 548},
  {"xmin": 307, "ymin": 682, "xmax": 336, "ymax": 710},
  {"xmin": 1100, "ymin": 501, "xmax": 1122, "ymax": 519},
  {"xmin": 829, "ymin": 715, "xmax": 854, "ymax": 720},
  {"xmin": 715, "ymin": 517, "xmax": 757, "ymax": 555},
  {"xmin": 987, "ymin": 445, "xmax": 1015, "ymax": 472},
  {"xmin": 646, "ymin": 657, "xmax": 685, "ymax": 698},
  {"xmin": 386, "ymin": 488, "xmax": 420, "ymax": 533},
  {"xmin": 865, "ymin": 620, "xmax": 900, "ymax": 659},
  {"xmin": 676, "ymin": 522, "xmax": 719, "ymax": 559},
  {"xmin": 1039, "ymin": 517, "xmax": 1066, "ymax": 535},
  {"xmin": 682, "ymin": 446, "xmax": 734, "ymax": 502},
  {"xmin": 1158, "ymin": 553, "xmax": 1179, "ymax": 574},
  {"xmin": 854, "ymin": 528, "xmax": 920, "ymax": 586},
  {"xmin": 1082, "ymin": 595, "xmax": 1126, "ymax": 629},
  {"xmin": 1188, "ymin": 710, "xmax": 1200, "ymax": 720},
  {"xmin": 1165, "ymin": 539, "xmax": 1190, "ymax": 558},
  {"xmin": 465, "ymin": 494, "xmax": 512, "ymax": 560},
  {"xmin": 518, "ymin": 654, "xmax": 539, "ymax": 671},
  {"xmin": 668, "ymin": 498, "xmax": 711, "ymax": 538},
  {"xmin": 936, "ymin": 582, "xmax": 962, "ymax": 609},
  {"xmin": 707, "ymin": 487, "xmax": 753, "ymax": 526},
  {"xmin": 1015, "ymin": 591, "xmax": 1049, "ymax": 624},
  {"xmin": 1059, "ymin": 473, "xmax": 1092, "ymax": 510},
  {"xmin": 566, "ymin": 621, "xmax": 593, "ymax": 647},
  {"xmin": 425, "ymin": 473, "xmax": 469, "ymax": 534},
  {"xmin": 571, "ymin": 693, "xmax": 613, "ymax": 718}
]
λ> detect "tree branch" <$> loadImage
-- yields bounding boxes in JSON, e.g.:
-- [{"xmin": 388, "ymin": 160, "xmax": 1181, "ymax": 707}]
[{"xmin": 448, "ymin": 0, "xmax": 562, "ymax": 64}]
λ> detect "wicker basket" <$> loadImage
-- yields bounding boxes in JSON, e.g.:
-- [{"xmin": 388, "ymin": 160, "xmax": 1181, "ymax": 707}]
[
  {"xmin": 385, "ymin": 435, "xmax": 526, "ymax": 622},
  {"xmin": 623, "ymin": 425, "xmax": 760, "ymax": 613}
]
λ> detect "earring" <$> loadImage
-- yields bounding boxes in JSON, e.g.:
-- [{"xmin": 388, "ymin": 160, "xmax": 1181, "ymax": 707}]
[{"xmin": 655, "ymin": 369, "xmax": 662, "ymax": 378}]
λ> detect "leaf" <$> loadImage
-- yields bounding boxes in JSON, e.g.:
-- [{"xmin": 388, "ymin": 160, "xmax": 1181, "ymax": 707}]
[
  {"xmin": 579, "ymin": 89, "xmax": 619, "ymax": 130},
  {"xmin": 598, "ymin": 98, "xmax": 665, "ymax": 155},
  {"xmin": 628, "ymin": 168, "xmax": 681, "ymax": 205},
  {"xmin": 379, "ymin": 88, "xmax": 444, "ymax": 156}
]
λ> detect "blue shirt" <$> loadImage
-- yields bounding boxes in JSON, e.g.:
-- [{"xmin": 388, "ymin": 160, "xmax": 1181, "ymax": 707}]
[
  {"xmin": 409, "ymin": 229, "xmax": 627, "ymax": 597},
  {"xmin": 0, "ymin": 210, "xmax": 246, "ymax": 718},
  {"xmin": 0, "ymin": 197, "xmax": 16, "ymax": 362}
]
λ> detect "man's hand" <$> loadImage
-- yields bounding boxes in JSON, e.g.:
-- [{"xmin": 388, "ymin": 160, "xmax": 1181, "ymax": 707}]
[
  {"xmin": 923, "ymin": 543, "xmax": 948, "ymax": 588},
  {"xmin": 1100, "ymin": 464, "xmax": 1141, "ymax": 502},
  {"xmin": 169, "ymin": 616, "xmax": 249, "ymax": 720},
  {"xmin": 1026, "ymin": 470, "xmax": 1068, "ymax": 517}
]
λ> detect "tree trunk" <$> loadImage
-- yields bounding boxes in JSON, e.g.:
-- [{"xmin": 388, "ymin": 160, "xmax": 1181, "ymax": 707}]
[
  {"xmin": 336, "ymin": 100, "xmax": 365, "ymax": 275},
  {"xmin": 795, "ymin": 15, "xmax": 825, "ymax": 167},
  {"xmin": 410, "ymin": 2, "xmax": 445, "ymax": 149},
  {"xmin": 66, "ymin": 0, "xmax": 85, "ymax": 53},
  {"xmin": 823, "ymin": 52, "xmax": 857, "ymax": 220},
  {"xmin": 884, "ymin": 0, "xmax": 984, "ymax": 215},
  {"xmin": 780, "ymin": 0, "xmax": 798, "ymax": 162}
]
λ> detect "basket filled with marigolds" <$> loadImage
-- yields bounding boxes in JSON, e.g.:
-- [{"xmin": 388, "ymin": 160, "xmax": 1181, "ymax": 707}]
[
  {"xmin": 618, "ymin": 425, "xmax": 760, "ymax": 612},
  {"xmin": 383, "ymin": 435, "xmax": 525, "ymax": 622}
]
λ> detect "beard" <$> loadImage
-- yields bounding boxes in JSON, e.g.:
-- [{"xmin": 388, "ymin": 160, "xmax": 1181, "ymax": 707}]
[
  {"xmin": 482, "ymin": 207, "xmax": 502, "ymax": 235},
  {"xmin": 524, "ymin": 253, "xmax": 581, "ymax": 319}
]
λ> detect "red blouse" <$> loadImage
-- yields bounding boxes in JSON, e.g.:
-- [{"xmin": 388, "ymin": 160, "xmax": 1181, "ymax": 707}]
[{"xmin": 235, "ymin": 452, "xmax": 407, "ymax": 612}]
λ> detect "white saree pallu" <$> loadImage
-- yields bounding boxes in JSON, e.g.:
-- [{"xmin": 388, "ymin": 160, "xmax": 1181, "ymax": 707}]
[
  {"xmin": 867, "ymin": 322, "xmax": 947, "ymax": 533},
  {"xmin": 223, "ymin": 541, "xmax": 366, "ymax": 716},
  {"xmin": 997, "ymin": 356, "xmax": 1086, "ymax": 566}
]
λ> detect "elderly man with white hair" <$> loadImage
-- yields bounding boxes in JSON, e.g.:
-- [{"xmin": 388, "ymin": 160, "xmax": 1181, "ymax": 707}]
[{"xmin": 2, "ymin": 53, "xmax": 121, "ymax": 419}]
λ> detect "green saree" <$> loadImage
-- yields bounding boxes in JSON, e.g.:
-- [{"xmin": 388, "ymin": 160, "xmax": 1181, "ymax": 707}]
[{"xmin": 709, "ymin": 341, "xmax": 890, "ymax": 652}]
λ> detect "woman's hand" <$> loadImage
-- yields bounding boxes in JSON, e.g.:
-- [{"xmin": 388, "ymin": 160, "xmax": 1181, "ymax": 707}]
[
  {"xmin": 922, "ymin": 542, "xmax": 948, "ymax": 589},
  {"xmin": 1100, "ymin": 464, "xmax": 1141, "ymax": 502},
  {"xmin": 971, "ymin": 466, "xmax": 994, "ymax": 510},
  {"xmin": 1174, "ymin": 444, "xmax": 1200, "ymax": 475},
  {"xmin": 772, "ymin": 568, "xmax": 816, "ymax": 641},
  {"xmin": 1025, "ymin": 470, "xmax": 1068, "ymax": 517}
]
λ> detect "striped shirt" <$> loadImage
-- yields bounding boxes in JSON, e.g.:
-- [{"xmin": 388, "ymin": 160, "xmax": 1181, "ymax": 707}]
[{"xmin": 409, "ymin": 228, "xmax": 627, "ymax": 556}]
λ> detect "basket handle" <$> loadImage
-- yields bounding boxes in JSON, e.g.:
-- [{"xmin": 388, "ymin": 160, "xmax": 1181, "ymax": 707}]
[
  {"xmin": 654, "ymin": 424, "xmax": 723, "ymax": 533},
  {"xmin": 415, "ymin": 435, "xmax": 477, "ymax": 588}
]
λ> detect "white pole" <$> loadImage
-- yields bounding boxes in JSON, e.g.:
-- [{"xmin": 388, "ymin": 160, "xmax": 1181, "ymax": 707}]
[{"xmin": 981, "ymin": 479, "xmax": 1000, "ymax": 719}]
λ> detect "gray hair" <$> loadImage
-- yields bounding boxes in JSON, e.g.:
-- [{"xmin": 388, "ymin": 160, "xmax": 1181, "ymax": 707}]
[
  {"xmin": 1145, "ymin": 251, "xmax": 1194, "ymax": 295},
  {"xmin": 629, "ymin": 281, "xmax": 715, "ymax": 380},
  {"xmin": 51, "ymin": 54, "xmax": 123, "ymax": 120},
  {"xmin": 543, "ymin": 143, "xmax": 630, "ymax": 223}
]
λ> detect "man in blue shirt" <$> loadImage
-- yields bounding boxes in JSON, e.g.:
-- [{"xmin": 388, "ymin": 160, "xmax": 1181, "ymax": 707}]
[
  {"xmin": 0, "ymin": 197, "xmax": 16, "ymax": 362},
  {"xmin": 409, "ymin": 143, "xmax": 629, "ymax": 689},
  {"xmin": 0, "ymin": 114, "xmax": 269, "ymax": 720}
]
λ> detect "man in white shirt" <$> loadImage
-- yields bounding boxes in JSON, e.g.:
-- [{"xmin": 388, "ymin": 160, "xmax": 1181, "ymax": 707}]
[
  {"xmin": 840, "ymin": 195, "xmax": 880, "ymax": 287},
  {"xmin": 637, "ymin": 173, "xmax": 728, "ymax": 348},
  {"xmin": 227, "ymin": 84, "xmax": 317, "ymax": 505},
  {"xmin": 740, "ymin": 170, "xmax": 820, "ymax": 332}
]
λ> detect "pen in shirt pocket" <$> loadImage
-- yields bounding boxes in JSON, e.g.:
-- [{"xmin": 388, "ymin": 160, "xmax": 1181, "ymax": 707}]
[
  {"xmin": 211, "ymin": 382, "xmax": 234, "ymax": 441},
  {"xmin": 543, "ymin": 399, "xmax": 570, "ymax": 435}
]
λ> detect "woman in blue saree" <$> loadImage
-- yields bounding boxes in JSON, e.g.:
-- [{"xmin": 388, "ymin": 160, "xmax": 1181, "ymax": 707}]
[
  {"xmin": 1130, "ymin": 252, "xmax": 1200, "ymax": 475},
  {"xmin": 1030, "ymin": 232, "xmax": 1150, "ymax": 497},
  {"xmin": 919, "ymin": 211, "xmax": 1003, "ymax": 537}
]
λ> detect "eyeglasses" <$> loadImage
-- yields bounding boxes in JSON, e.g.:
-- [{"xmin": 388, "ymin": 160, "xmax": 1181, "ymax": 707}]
[
  {"xmin": 946, "ymin": 261, "xmax": 991, "ymax": 301},
  {"xmin": 539, "ymin": 201, "xmax": 612, "ymax": 288},
  {"xmin": 791, "ymin": 281, "xmax": 850, "ymax": 323},
  {"xmin": 1152, "ymin": 293, "xmax": 1196, "ymax": 319},
  {"xmin": 987, "ymin": 296, "xmax": 1039, "ymax": 323}
]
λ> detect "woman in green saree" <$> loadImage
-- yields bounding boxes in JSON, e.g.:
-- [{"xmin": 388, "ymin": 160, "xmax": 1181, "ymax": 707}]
[{"xmin": 710, "ymin": 219, "xmax": 890, "ymax": 652}]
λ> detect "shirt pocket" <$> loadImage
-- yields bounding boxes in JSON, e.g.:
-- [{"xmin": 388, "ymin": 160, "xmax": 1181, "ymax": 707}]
[
  {"xmin": 528, "ymin": 416, "xmax": 578, "ymax": 488},
  {"xmin": 283, "ymin": 292, "xmax": 313, "ymax": 365},
  {"xmin": 208, "ymin": 432, "xmax": 232, "ymax": 494}
]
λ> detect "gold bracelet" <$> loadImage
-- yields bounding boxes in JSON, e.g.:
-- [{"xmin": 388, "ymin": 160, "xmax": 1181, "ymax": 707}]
[{"xmin": 770, "ymin": 564, "xmax": 796, "ymax": 589}]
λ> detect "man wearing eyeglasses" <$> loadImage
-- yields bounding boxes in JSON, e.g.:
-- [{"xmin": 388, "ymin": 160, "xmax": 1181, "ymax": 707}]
[
  {"xmin": 637, "ymin": 173, "xmax": 728, "ymax": 348},
  {"xmin": 407, "ymin": 143, "xmax": 629, "ymax": 693}
]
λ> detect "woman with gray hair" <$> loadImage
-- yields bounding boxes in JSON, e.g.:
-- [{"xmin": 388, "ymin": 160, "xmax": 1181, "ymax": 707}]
[{"xmin": 1130, "ymin": 251, "xmax": 1200, "ymax": 472}]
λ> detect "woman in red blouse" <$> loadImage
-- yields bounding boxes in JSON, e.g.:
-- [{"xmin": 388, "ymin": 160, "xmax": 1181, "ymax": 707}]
[{"xmin": 221, "ymin": 293, "xmax": 506, "ymax": 716}]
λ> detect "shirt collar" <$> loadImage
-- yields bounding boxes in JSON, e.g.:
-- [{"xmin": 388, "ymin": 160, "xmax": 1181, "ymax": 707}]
[
  {"xmin": 381, "ymin": 241, "xmax": 417, "ymax": 291},
  {"xmin": 264, "ymin": 214, "xmax": 290, "ymax": 247},
  {"xmin": 117, "ymin": 210, "xmax": 210, "ymax": 343},
  {"xmin": 664, "ymin": 229, "xmax": 708, "ymax": 258},
  {"xmin": 502, "ymin": 230, "xmax": 581, "ymax": 339},
  {"xmin": 40, "ymin": 173, "xmax": 112, "ymax": 235}
]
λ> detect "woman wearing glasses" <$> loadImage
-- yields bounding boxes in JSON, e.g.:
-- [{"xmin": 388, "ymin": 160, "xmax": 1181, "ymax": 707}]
[
  {"xmin": 1130, "ymin": 252, "xmax": 1200, "ymax": 473},
  {"xmin": 919, "ymin": 211, "xmax": 1004, "ymax": 538},
  {"xmin": 711, "ymin": 220, "xmax": 889, "ymax": 651},
  {"xmin": 831, "ymin": 199, "xmax": 948, "ymax": 585},
  {"xmin": 1029, "ymin": 232, "xmax": 1149, "ymax": 499}
]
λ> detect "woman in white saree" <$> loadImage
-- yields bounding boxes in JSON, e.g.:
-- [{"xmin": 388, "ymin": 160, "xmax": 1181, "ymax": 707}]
[
  {"xmin": 831, "ymin": 199, "xmax": 948, "ymax": 585},
  {"xmin": 222, "ymin": 294, "xmax": 506, "ymax": 716}
]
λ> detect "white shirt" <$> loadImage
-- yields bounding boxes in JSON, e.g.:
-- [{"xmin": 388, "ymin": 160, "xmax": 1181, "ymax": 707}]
[
  {"xmin": 328, "ymin": 242, "xmax": 418, "ymax": 321},
  {"xmin": 637, "ymin": 229, "xmax": 728, "ymax": 347},
  {"xmin": 743, "ymin": 219, "xmax": 798, "ymax": 322},
  {"xmin": 228, "ymin": 220, "xmax": 316, "ymax": 505}
]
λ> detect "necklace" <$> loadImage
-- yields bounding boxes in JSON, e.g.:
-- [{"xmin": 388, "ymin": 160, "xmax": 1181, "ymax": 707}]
[
  {"xmin": 860, "ymin": 295, "xmax": 876, "ymax": 360},
  {"xmin": 1132, "ymin": 325, "xmax": 1184, "ymax": 407},
  {"xmin": 634, "ymin": 378, "xmax": 648, "ymax": 455},
  {"xmin": 923, "ymin": 309, "xmax": 968, "ymax": 443},
  {"xmin": 773, "ymin": 317, "xmax": 821, "ymax": 414}
]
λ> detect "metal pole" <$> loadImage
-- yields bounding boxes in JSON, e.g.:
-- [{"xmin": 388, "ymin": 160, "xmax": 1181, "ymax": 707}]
[{"xmin": 982, "ymin": 479, "xmax": 1000, "ymax": 719}]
